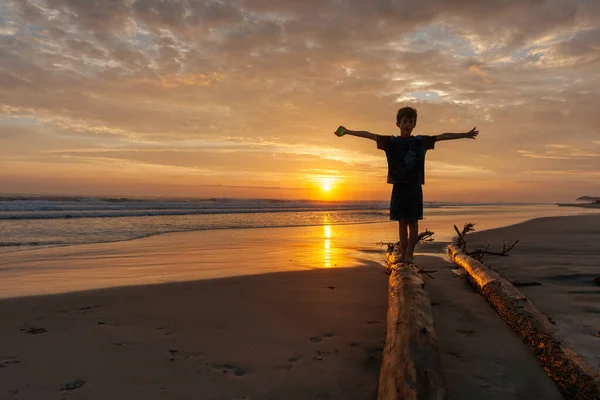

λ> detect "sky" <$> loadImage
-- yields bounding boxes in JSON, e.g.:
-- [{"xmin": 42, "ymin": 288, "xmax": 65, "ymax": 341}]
[{"xmin": 1, "ymin": 0, "xmax": 599, "ymax": 202}]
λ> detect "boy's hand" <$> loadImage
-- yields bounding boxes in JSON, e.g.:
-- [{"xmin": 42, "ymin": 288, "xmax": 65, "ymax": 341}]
[
  {"xmin": 334, "ymin": 126, "xmax": 347, "ymax": 137},
  {"xmin": 465, "ymin": 127, "xmax": 479, "ymax": 139}
]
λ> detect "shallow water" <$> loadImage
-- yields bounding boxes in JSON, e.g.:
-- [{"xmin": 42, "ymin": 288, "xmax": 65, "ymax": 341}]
[{"xmin": 0, "ymin": 204, "xmax": 598, "ymax": 298}]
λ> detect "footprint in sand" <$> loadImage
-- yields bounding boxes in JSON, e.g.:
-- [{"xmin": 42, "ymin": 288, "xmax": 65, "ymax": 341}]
[
  {"xmin": 1, "ymin": 357, "xmax": 20, "ymax": 368},
  {"xmin": 20, "ymin": 326, "xmax": 47, "ymax": 335},
  {"xmin": 168, "ymin": 349, "xmax": 179, "ymax": 362},
  {"xmin": 78, "ymin": 305, "xmax": 100, "ymax": 314},
  {"xmin": 60, "ymin": 305, "xmax": 101, "ymax": 315},
  {"xmin": 210, "ymin": 363, "xmax": 246, "ymax": 376},
  {"xmin": 61, "ymin": 379, "xmax": 86, "ymax": 391},
  {"xmin": 95, "ymin": 320, "xmax": 120, "ymax": 327},
  {"xmin": 310, "ymin": 332, "xmax": 335, "ymax": 343},
  {"xmin": 167, "ymin": 349, "xmax": 204, "ymax": 362},
  {"xmin": 314, "ymin": 349, "xmax": 340, "ymax": 361},
  {"xmin": 156, "ymin": 327, "xmax": 174, "ymax": 336}
]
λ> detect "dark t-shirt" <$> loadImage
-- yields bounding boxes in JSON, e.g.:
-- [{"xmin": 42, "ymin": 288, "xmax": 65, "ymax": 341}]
[{"xmin": 376, "ymin": 135, "xmax": 436, "ymax": 185}]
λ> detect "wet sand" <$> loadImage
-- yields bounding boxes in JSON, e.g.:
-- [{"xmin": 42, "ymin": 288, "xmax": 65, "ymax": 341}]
[
  {"xmin": 422, "ymin": 255, "xmax": 562, "ymax": 400},
  {"xmin": 0, "ymin": 267, "xmax": 388, "ymax": 400},
  {"xmin": 464, "ymin": 214, "xmax": 600, "ymax": 375}
]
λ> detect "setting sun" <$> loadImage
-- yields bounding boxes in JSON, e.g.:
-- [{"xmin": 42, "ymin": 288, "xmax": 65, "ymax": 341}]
[{"xmin": 322, "ymin": 180, "xmax": 332, "ymax": 192}]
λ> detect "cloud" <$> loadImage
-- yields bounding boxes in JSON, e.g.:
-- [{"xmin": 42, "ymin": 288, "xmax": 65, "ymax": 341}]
[
  {"xmin": 1, "ymin": 0, "xmax": 599, "ymax": 200},
  {"xmin": 157, "ymin": 72, "xmax": 226, "ymax": 88},
  {"xmin": 518, "ymin": 146, "xmax": 600, "ymax": 160},
  {"xmin": 518, "ymin": 150, "xmax": 571, "ymax": 160}
]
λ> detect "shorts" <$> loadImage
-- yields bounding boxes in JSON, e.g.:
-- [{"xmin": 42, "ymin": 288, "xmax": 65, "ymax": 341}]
[{"xmin": 389, "ymin": 183, "xmax": 423, "ymax": 221}]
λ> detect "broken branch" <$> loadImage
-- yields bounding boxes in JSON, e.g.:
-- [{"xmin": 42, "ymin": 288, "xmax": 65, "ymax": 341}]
[
  {"xmin": 417, "ymin": 229, "xmax": 435, "ymax": 243},
  {"xmin": 467, "ymin": 240, "xmax": 520, "ymax": 257},
  {"xmin": 511, "ymin": 280, "xmax": 542, "ymax": 287},
  {"xmin": 417, "ymin": 268, "xmax": 438, "ymax": 280}
]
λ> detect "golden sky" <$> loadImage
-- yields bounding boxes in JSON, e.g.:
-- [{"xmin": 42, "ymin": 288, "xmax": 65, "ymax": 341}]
[{"xmin": 1, "ymin": 0, "xmax": 599, "ymax": 202}]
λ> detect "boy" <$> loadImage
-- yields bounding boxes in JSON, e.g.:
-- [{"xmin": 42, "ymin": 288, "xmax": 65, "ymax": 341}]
[{"xmin": 334, "ymin": 106, "xmax": 478, "ymax": 264}]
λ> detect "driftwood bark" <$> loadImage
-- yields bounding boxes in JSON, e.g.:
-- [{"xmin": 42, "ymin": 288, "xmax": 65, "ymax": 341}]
[
  {"xmin": 378, "ymin": 245, "xmax": 446, "ymax": 400},
  {"xmin": 448, "ymin": 244, "xmax": 600, "ymax": 400}
]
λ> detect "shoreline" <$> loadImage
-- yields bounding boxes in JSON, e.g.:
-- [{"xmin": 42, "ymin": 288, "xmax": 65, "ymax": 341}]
[
  {"xmin": 2, "ymin": 209, "xmax": 600, "ymax": 300},
  {"xmin": 3, "ymin": 203, "xmax": 598, "ymax": 257},
  {"xmin": 557, "ymin": 203, "xmax": 600, "ymax": 209}
]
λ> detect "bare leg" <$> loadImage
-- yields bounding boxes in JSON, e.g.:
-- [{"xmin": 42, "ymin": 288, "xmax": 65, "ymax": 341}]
[
  {"xmin": 398, "ymin": 221, "xmax": 408, "ymax": 261},
  {"xmin": 406, "ymin": 220, "xmax": 419, "ymax": 262}
]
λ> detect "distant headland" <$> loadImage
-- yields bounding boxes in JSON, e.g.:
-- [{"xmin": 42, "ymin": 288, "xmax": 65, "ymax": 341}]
[{"xmin": 558, "ymin": 196, "xmax": 600, "ymax": 208}]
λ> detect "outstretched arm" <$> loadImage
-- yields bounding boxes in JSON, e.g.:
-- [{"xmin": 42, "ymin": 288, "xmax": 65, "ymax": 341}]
[
  {"xmin": 334, "ymin": 126, "xmax": 377, "ymax": 141},
  {"xmin": 435, "ymin": 127, "xmax": 479, "ymax": 141}
]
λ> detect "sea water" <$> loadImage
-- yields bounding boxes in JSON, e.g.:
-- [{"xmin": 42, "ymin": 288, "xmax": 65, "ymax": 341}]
[{"xmin": 1, "ymin": 195, "xmax": 598, "ymax": 254}]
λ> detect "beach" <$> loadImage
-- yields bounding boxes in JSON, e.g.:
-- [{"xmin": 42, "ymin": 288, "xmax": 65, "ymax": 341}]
[
  {"xmin": 3, "ymin": 0, "xmax": 600, "ymax": 397},
  {"xmin": 1, "ymin": 210, "xmax": 599, "ymax": 399},
  {"xmin": 0, "ymin": 267, "xmax": 388, "ymax": 400},
  {"xmin": 0, "ymin": 221, "xmax": 395, "ymax": 400},
  {"xmin": 464, "ymin": 214, "xmax": 600, "ymax": 375}
]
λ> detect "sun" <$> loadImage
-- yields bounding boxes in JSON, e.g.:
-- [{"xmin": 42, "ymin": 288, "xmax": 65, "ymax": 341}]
[{"xmin": 313, "ymin": 176, "xmax": 340, "ymax": 199}]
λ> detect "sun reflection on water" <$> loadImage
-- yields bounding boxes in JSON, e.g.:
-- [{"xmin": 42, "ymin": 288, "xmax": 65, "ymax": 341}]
[{"xmin": 323, "ymin": 214, "xmax": 332, "ymax": 268}]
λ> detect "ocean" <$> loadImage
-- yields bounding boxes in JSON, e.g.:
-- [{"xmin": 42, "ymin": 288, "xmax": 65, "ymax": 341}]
[
  {"xmin": 2, "ymin": 195, "xmax": 598, "ymax": 254},
  {"xmin": 2, "ymin": 195, "xmax": 600, "ymax": 298}
]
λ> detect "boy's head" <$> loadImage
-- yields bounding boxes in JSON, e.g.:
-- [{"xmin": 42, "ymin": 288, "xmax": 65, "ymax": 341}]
[{"xmin": 396, "ymin": 106, "xmax": 417, "ymax": 137}]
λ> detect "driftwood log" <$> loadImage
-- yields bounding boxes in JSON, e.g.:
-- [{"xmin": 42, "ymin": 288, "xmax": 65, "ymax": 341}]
[
  {"xmin": 448, "ymin": 243, "xmax": 600, "ymax": 400},
  {"xmin": 378, "ymin": 244, "xmax": 446, "ymax": 400}
]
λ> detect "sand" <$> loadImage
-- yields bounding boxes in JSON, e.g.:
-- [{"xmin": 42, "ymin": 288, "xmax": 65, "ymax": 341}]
[
  {"xmin": 464, "ymin": 214, "xmax": 600, "ymax": 374},
  {"xmin": 422, "ymin": 255, "xmax": 562, "ymax": 400},
  {"xmin": 1, "ymin": 213, "xmax": 598, "ymax": 399},
  {"xmin": 0, "ymin": 267, "xmax": 388, "ymax": 400}
]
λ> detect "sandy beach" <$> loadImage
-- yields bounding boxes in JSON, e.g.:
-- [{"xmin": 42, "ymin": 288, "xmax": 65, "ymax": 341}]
[
  {"xmin": 464, "ymin": 214, "xmax": 600, "ymax": 375},
  {"xmin": 421, "ymin": 255, "xmax": 563, "ymax": 400},
  {"xmin": 1, "ymin": 213, "xmax": 599, "ymax": 399},
  {"xmin": 0, "ymin": 267, "xmax": 388, "ymax": 400}
]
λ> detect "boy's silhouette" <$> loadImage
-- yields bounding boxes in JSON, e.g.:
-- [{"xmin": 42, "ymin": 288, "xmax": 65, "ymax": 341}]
[{"xmin": 335, "ymin": 106, "xmax": 479, "ymax": 264}]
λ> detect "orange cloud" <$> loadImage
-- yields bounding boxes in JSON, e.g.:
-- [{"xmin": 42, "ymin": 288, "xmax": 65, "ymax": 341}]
[
  {"xmin": 159, "ymin": 73, "xmax": 226, "ymax": 88},
  {"xmin": 468, "ymin": 65, "xmax": 492, "ymax": 83}
]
